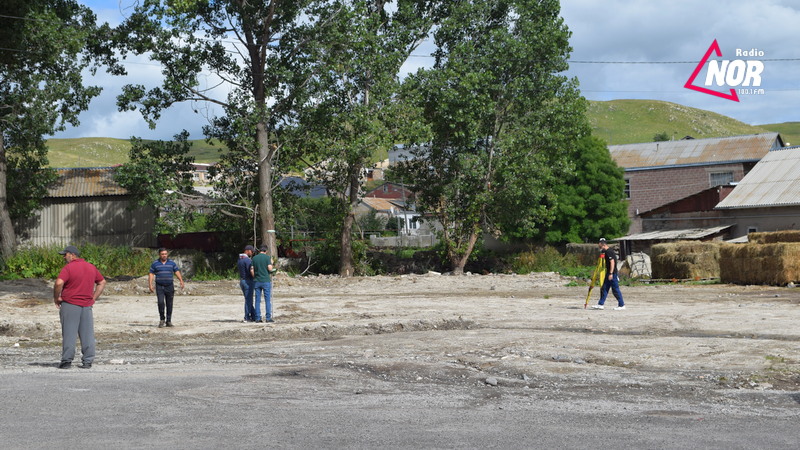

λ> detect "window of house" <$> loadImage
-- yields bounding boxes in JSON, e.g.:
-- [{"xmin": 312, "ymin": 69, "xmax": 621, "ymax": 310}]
[
  {"xmin": 623, "ymin": 179, "xmax": 631, "ymax": 199},
  {"xmin": 709, "ymin": 171, "xmax": 734, "ymax": 187}
]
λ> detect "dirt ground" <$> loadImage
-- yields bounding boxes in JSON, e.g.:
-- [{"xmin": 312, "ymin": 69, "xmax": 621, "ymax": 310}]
[{"xmin": 1, "ymin": 272, "xmax": 799, "ymax": 411}]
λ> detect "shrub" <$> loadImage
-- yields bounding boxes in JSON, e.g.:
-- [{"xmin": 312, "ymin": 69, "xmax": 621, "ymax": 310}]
[
  {"xmin": 510, "ymin": 245, "xmax": 589, "ymax": 276},
  {"xmin": 306, "ymin": 236, "xmax": 371, "ymax": 275},
  {"xmin": 1, "ymin": 244, "xmax": 155, "ymax": 280}
]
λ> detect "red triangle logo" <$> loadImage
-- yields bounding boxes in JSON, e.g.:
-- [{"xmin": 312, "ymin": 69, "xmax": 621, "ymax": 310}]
[{"xmin": 684, "ymin": 39, "xmax": 740, "ymax": 102}]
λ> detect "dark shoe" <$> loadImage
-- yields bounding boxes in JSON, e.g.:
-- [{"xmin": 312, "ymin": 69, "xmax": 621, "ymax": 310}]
[
  {"xmin": 158, "ymin": 320, "xmax": 165, "ymax": 328},
  {"xmin": 266, "ymin": 319, "xmax": 275, "ymax": 323},
  {"xmin": 78, "ymin": 363, "xmax": 92, "ymax": 369},
  {"xmin": 166, "ymin": 322, "xmax": 174, "ymax": 327},
  {"xmin": 58, "ymin": 361, "xmax": 71, "ymax": 369}
]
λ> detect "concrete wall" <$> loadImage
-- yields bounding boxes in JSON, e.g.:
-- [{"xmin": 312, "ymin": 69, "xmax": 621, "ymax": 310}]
[
  {"xmin": 369, "ymin": 234, "xmax": 438, "ymax": 248},
  {"xmin": 719, "ymin": 206, "xmax": 800, "ymax": 238},
  {"xmin": 641, "ymin": 211, "xmax": 725, "ymax": 233}
]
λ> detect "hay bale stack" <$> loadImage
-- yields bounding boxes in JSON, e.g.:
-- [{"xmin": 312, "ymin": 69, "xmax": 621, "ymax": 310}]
[
  {"xmin": 720, "ymin": 243, "xmax": 800, "ymax": 285},
  {"xmin": 748, "ymin": 230, "xmax": 800, "ymax": 244},
  {"xmin": 651, "ymin": 241, "xmax": 721, "ymax": 279}
]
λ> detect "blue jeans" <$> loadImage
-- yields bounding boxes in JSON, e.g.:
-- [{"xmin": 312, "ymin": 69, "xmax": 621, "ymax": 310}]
[
  {"xmin": 599, "ymin": 273, "xmax": 624, "ymax": 307},
  {"xmin": 254, "ymin": 281, "xmax": 272, "ymax": 321},
  {"xmin": 240, "ymin": 279, "xmax": 255, "ymax": 321}
]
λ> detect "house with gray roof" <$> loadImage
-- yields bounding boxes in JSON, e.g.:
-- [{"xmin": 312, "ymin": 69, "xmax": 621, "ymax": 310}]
[
  {"xmin": 715, "ymin": 145, "xmax": 800, "ymax": 237},
  {"xmin": 618, "ymin": 145, "xmax": 800, "ymax": 255},
  {"xmin": 609, "ymin": 132, "xmax": 785, "ymax": 234}
]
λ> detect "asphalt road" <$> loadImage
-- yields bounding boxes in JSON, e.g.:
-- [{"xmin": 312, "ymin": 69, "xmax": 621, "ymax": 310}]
[
  {"xmin": 2, "ymin": 275, "xmax": 799, "ymax": 448},
  {"xmin": 2, "ymin": 351, "xmax": 798, "ymax": 449}
]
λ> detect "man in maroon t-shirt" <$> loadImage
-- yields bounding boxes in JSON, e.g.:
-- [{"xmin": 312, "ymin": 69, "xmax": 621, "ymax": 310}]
[{"xmin": 53, "ymin": 245, "xmax": 106, "ymax": 369}]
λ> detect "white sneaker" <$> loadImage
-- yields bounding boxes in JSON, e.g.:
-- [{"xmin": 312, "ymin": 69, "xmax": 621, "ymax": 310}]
[
  {"xmin": 614, "ymin": 306, "xmax": 626, "ymax": 310},
  {"xmin": 590, "ymin": 305, "xmax": 604, "ymax": 310}
]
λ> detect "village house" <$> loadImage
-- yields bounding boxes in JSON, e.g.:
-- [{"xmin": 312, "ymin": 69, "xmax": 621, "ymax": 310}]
[
  {"xmin": 609, "ymin": 132, "xmax": 785, "ymax": 235},
  {"xmin": 190, "ymin": 163, "xmax": 216, "ymax": 185},
  {"xmin": 618, "ymin": 144, "xmax": 800, "ymax": 255}
]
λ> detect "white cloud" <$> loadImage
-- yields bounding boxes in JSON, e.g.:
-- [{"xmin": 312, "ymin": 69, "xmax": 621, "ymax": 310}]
[
  {"xmin": 52, "ymin": 0, "xmax": 800, "ymax": 140},
  {"xmin": 560, "ymin": 0, "xmax": 800, "ymax": 125}
]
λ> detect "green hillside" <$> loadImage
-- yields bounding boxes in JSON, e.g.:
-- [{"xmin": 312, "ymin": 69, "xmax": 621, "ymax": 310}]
[
  {"xmin": 45, "ymin": 137, "xmax": 226, "ymax": 167},
  {"xmin": 588, "ymin": 99, "xmax": 772, "ymax": 145},
  {"xmin": 44, "ymin": 100, "xmax": 796, "ymax": 167},
  {"xmin": 756, "ymin": 122, "xmax": 800, "ymax": 147},
  {"xmin": 45, "ymin": 137, "xmax": 130, "ymax": 167}
]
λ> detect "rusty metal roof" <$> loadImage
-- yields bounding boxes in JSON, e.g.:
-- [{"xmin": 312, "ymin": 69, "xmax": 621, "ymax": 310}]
[
  {"xmin": 715, "ymin": 146, "xmax": 800, "ymax": 209},
  {"xmin": 608, "ymin": 133, "xmax": 782, "ymax": 169},
  {"xmin": 48, "ymin": 167, "xmax": 128, "ymax": 198}
]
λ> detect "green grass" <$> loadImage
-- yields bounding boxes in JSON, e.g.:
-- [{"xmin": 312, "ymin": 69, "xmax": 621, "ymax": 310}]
[
  {"xmin": 588, "ymin": 99, "xmax": 773, "ymax": 145},
  {"xmin": 45, "ymin": 138, "xmax": 227, "ymax": 167},
  {"xmin": 45, "ymin": 137, "xmax": 131, "ymax": 167},
  {"xmin": 756, "ymin": 122, "xmax": 800, "ymax": 148}
]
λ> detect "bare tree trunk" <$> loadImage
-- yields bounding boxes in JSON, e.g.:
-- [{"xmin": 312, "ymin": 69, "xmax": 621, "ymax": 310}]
[
  {"xmin": 0, "ymin": 133, "xmax": 16, "ymax": 260},
  {"xmin": 449, "ymin": 230, "xmax": 479, "ymax": 275},
  {"xmin": 256, "ymin": 122, "xmax": 278, "ymax": 259},
  {"xmin": 339, "ymin": 163, "xmax": 361, "ymax": 277}
]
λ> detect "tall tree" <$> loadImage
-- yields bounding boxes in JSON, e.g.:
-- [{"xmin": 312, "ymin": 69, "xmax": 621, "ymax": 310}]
[
  {"xmin": 113, "ymin": 132, "xmax": 197, "ymax": 234},
  {"xmin": 539, "ymin": 135, "xmax": 630, "ymax": 244},
  {"xmin": 114, "ymin": 0, "xmax": 336, "ymax": 258},
  {"xmin": 0, "ymin": 0, "xmax": 109, "ymax": 260},
  {"xmin": 394, "ymin": 0, "xmax": 589, "ymax": 273},
  {"xmin": 296, "ymin": 0, "xmax": 437, "ymax": 276}
]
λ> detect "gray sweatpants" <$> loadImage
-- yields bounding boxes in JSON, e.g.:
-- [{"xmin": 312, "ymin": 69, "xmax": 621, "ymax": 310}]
[{"xmin": 59, "ymin": 302, "xmax": 95, "ymax": 364}]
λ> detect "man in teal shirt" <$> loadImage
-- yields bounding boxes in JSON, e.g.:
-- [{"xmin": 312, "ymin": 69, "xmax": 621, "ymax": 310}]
[{"xmin": 251, "ymin": 246, "xmax": 275, "ymax": 322}]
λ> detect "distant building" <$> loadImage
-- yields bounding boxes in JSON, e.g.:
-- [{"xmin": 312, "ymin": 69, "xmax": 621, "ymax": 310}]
[
  {"xmin": 280, "ymin": 176, "xmax": 328, "ymax": 198},
  {"xmin": 364, "ymin": 181, "xmax": 414, "ymax": 201},
  {"xmin": 190, "ymin": 163, "xmax": 216, "ymax": 185},
  {"xmin": 619, "ymin": 145, "xmax": 800, "ymax": 255},
  {"xmin": 715, "ymin": 145, "xmax": 800, "ymax": 237},
  {"xmin": 15, "ymin": 167, "xmax": 156, "ymax": 248},
  {"xmin": 610, "ymin": 132, "xmax": 785, "ymax": 234},
  {"xmin": 355, "ymin": 197, "xmax": 422, "ymax": 234}
]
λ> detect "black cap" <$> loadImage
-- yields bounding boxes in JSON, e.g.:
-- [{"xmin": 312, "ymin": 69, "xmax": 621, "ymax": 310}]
[
  {"xmin": 244, "ymin": 245, "xmax": 255, "ymax": 251},
  {"xmin": 599, "ymin": 238, "xmax": 607, "ymax": 243},
  {"xmin": 59, "ymin": 245, "xmax": 81, "ymax": 257},
  {"xmin": 259, "ymin": 245, "xmax": 268, "ymax": 252}
]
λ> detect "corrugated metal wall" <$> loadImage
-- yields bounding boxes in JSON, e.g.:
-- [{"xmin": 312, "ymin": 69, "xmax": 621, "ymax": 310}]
[{"xmin": 17, "ymin": 197, "xmax": 157, "ymax": 248}]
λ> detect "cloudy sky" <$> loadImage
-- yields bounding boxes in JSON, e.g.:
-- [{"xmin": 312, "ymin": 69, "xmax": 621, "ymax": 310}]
[{"xmin": 50, "ymin": 0, "xmax": 800, "ymax": 140}]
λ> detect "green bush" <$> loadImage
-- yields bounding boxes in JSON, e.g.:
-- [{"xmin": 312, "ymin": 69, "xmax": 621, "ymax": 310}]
[
  {"xmin": 306, "ymin": 236, "xmax": 371, "ymax": 275},
  {"xmin": 510, "ymin": 246, "xmax": 591, "ymax": 276},
  {"xmin": 1, "ymin": 244, "xmax": 155, "ymax": 280},
  {"xmin": 190, "ymin": 251, "xmax": 237, "ymax": 280}
]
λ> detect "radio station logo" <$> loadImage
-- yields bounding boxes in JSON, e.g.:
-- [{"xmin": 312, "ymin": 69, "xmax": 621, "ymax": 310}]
[{"xmin": 684, "ymin": 39, "xmax": 765, "ymax": 102}]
